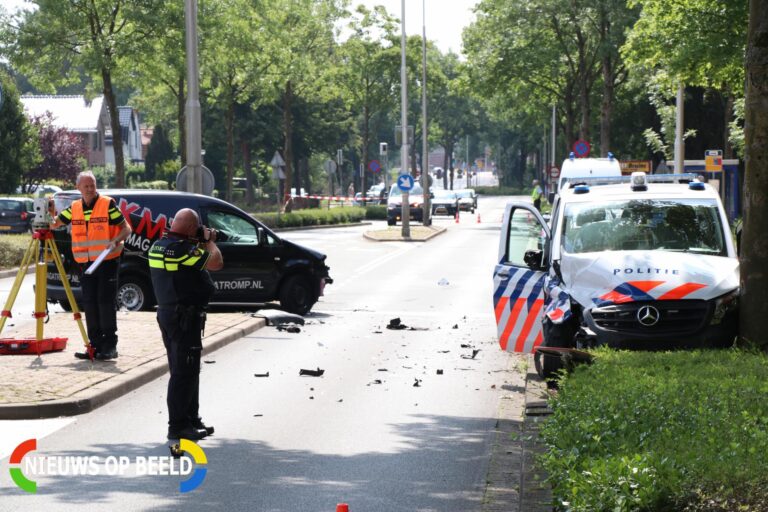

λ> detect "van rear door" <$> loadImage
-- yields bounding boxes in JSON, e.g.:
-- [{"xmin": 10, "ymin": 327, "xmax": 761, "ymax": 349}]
[{"xmin": 494, "ymin": 204, "xmax": 550, "ymax": 353}]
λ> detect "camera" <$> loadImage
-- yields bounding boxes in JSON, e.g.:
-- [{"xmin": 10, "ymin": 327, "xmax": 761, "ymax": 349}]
[
  {"xmin": 195, "ymin": 225, "xmax": 217, "ymax": 243},
  {"xmin": 33, "ymin": 198, "xmax": 54, "ymax": 229}
]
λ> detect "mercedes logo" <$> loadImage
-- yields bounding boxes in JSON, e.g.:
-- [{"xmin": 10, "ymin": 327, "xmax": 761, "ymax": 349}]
[{"xmin": 637, "ymin": 305, "xmax": 660, "ymax": 327}]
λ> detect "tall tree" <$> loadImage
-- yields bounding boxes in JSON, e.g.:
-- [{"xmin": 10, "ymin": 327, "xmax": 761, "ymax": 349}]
[
  {"xmin": 0, "ymin": 72, "xmax": 37, "ymax": 193},
  {"xmin": 144, "ymin": 124, "xmax": 175, "ymax": 180},
  {"xmin": 740, "ymin": 0, "xmax": 768, "ymax": 348},
  {"xmin": 4, "ymin": 0, "xmax": 158, "ymax": 187}
]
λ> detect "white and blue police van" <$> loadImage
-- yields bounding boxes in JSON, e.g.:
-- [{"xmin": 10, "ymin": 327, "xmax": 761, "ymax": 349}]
[{"xmin": 493, "ymin": 172, "xmax": 739, "ymax": 378}]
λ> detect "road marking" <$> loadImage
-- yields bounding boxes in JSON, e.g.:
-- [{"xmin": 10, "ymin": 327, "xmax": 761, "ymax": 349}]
[{"xmin": 329, "ymin": 243, "xmax": 418, "ymax": 293}]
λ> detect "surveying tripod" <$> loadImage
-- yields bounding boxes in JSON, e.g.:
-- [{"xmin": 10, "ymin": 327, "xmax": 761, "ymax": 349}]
[{"xmin": 0, "ymin": 227, "xmax": 90, "ymax": 358}]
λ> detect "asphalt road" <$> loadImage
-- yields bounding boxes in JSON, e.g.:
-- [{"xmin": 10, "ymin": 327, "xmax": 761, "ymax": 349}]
[{"xmin": 0, "ymin": 193, "xmax": 528, "ymax": 512}]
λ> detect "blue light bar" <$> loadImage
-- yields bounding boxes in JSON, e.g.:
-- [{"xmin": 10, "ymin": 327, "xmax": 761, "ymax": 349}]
[{"xmin": 564, "ymin": 173, "xmax": 700, "ymax": 189}]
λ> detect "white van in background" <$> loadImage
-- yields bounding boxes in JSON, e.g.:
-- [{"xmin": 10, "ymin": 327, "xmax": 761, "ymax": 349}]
[{"xmin": 556, "ymin": 153, "xmax": 622, "ymax": 193}]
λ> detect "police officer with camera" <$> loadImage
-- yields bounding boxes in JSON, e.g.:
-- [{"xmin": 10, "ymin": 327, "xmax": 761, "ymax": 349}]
[{"xmin": 148, "ymin": 208, "xmax": 223, "ymax": 441}]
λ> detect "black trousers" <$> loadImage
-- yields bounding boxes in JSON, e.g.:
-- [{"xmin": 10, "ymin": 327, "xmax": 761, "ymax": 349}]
[
  {"xmin": 80, "ymin": 258, "xmax": 119, "ymax": 353},
  {"xmin": 157, "ymin": 308, "xmax": 202, "ymax": 432}
]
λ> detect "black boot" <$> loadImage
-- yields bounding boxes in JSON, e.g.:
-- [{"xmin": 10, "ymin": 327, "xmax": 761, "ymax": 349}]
[
  {"xmin": 167, "ymin": 426, "xmax": 208, "ymax": 441},
  {"xmin": 192, "ymin": 419, "xmax": 214, "ymax": 436}
]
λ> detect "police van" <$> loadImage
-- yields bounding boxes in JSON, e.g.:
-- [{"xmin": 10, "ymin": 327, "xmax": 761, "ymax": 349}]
[
  {"xmin": 550, "ymin": 153, "xmax": 622, "ymax": 202},
  {"xmin": 493, "ymin": 172, "xmax": 739, "ymax": 377},
  {"xmin": 47, "ymin": 190, "xmax": 333, "ymax": 315}
]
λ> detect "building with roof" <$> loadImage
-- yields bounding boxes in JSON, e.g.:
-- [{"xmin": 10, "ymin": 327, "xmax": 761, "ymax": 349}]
[
  {"xmin": 21, "ymin": 95, "xmax": 109, "ymax": 167},
  {"xmin": 105, "ymin": 106, "xmax": 142, "ymax": 166}
]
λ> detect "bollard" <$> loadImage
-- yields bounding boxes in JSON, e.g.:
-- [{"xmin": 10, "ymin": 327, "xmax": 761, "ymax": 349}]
[{"xmin": 336, "ymin": 504, "xmax": 349, "ymax": 512}]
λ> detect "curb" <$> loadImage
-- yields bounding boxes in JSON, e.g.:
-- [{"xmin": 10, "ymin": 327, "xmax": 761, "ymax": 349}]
[
  {"xmin": 0, "ymin": 316, "xmax": 267, "ymax": 420},
  {"xmin": 362, "ymin": 226, "xmax": 447, "ymax": 243},
  {"xmin": 0, "ymin": 266, "xmax": 34, "ymax": 280},
  {"xmin": 520, "ymin": 355, "xmax": 554, "ymax": 511}
]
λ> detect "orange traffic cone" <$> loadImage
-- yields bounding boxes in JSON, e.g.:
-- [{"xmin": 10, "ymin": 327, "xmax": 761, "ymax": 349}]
[
  {"xmin": 336, "ymin": 504, "xmax": 349, "ymax": 512},
  {"xmin": 455, "ymin": 211, "xmax": 460, "ymax": 223},
  {"xmin": 477, "ymin": 213, "xmax": 481, "ymax": 224}
]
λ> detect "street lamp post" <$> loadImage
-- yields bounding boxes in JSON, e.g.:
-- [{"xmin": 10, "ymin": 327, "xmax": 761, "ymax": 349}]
[
  {"xmin": 400, "ymin": 0, "xmax": 410, "ymax": 237},
  {"xmin": 184, "ymin": 0, "xmax": 202, "ymax": 194}
]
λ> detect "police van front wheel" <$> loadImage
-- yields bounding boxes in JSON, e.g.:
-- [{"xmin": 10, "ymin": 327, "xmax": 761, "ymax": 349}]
[
  {"xmin": 279, "ymin": 275, "xmax": 315, "ymax": 316},
  {"xmin": 116, "ymin": 276, "xmax": 154, "ymax": 312}
]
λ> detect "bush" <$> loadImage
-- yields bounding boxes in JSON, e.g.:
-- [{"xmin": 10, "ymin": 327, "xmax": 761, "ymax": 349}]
[
  {"xmin": 474, "ymin": 185, "xmax": 527, "ymax": 196},
  {"xmin": 365, "ymin": 205, "xmax": 387, "ymax": 220},
  {"xmin": 0, "ymin": 234, "xmax": 31, "ymax": 270},
  {"xmin": 254, "ymin": 207, "xmax": 367, "ymax": 229},
  {"xmin": 132, "ymin": 180, "xmax": 170, "ymax": 190},
  {"xmin": 539, "ymin": 348, "xmax": 768, "ymax": 511}
]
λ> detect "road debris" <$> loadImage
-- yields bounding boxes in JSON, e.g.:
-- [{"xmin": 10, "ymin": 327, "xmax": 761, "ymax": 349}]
[
  {"xmin": 460, "ymin": 343, "xmax": 474, "ymax": 349},
  {"xmin": 277, "ymin": 324, "xmax": 301, "ymax": 333},
  {"xmin": 203, "ymin": 360, "xmax": 216, "ymax": 364},
  {"xmin": 452, "ymin": 324, "xmax": 458, "ymax": 329},
  {"xmin": 436, "ymin": 369, "xmax": 444, "ymax": 375},
  {"xmin": 413, "ymin": 378, "xmax": 422, "ymax": 387},
  {"xmin": 254, "ymin": 372, "xmax": 270, "ymax": 378},
  {"xmin": 460, "ymin": 349, "xmax": 481, "ymax": 360},
  {"xmin": 438, "ymin": 278, "xmax": 449, "ymax": 286},
  {"xmin": 299, "ymin": 368, "xmax": 325, "ymax": 377},
  {"xmin": 387, "ymin": 318, "xmax": 407, "ymax": 330}
]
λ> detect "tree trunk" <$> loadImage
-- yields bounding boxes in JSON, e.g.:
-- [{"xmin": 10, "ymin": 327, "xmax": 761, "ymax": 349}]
[
  {"xmin": 740, "ymin": 0, "xmax": 768, "ymax": 348},
  {"xmin": 601, "ymin": 56, "xmax": 614, "ymax": 156},
  {"xmin": 225, "ymin": 100, "xmax": 234, "ymax": 202},
  {"xmin": 102, "ymin": 67, "xmax": 125, "ymax": 187},
  {"xmin": 442, "ymin": 142, "xmax": 450, "ymax": 189},
  {"xmin": 282, "ymin": 80, "xmax": 293, "ymax": 212},
  {"xmin": 178, "ymin": 74, "xmax": 186, "ymax": 168},
  {"xmin": 242, "ymin": 141, "xmax": 254, "ymax": 206},
  {"xmin": 362, "ymin": 104, "xmax": 370, "ymax": 196}
]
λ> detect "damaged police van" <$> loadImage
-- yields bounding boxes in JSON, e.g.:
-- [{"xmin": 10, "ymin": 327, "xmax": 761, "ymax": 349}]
[
  {"xmin": 493, "ymin": 172, "xmax": 739, "ymax": 377},
  {"xmin": 47, "ymin": 190, "xmax": 332, "ymax": 315}
]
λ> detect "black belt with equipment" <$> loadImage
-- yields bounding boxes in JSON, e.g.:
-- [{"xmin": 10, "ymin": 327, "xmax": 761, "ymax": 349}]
[{"xmin": 158, "ymin": 304, "xmax": 208, "ymax": 336}]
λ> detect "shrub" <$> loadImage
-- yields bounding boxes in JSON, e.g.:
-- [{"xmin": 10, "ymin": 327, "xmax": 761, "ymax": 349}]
[
  {"xmin": 539, "ymin": 348, "xmax": 768, "ymax": 511},
  {"xmin": 0, "ymin": 234, "xmax": 31, "ymax": 270},
  {"xmin": 475, "ymin": 185, "xmax": 527, "ymax": 196},
  {"xmin": 365, "ymin": 205, "xmax": 387, "ymax": 220},
  {"xmin": 132, "ymin": 180, "xmax": 170, "ymax": 190},
  {"xmin": 253, "ymin": 207, "xmax": 367, "ymax": 229}
]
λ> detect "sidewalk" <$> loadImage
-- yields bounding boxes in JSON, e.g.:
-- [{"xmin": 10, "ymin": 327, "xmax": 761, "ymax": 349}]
[{"xmin": 0, "ymin": 311, "xmax": 265, "ymax": 419}]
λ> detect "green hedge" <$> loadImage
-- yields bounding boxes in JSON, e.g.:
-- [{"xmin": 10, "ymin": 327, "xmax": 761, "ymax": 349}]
[
  {"xmin": 0, "ymin": 235, "xmax": 30, "ymax": 270},
  {"xmin": 131, "ymin": 180, "xmax": 170, "ymax": 190},
  {"xmin": 474, "ymin": 185, "xmax": 527, "ymax": 196},
  {"xmin": 254, "ymin": 206, "xmax": 370, "ymax": 229},
  {"xmin": 540, "ymin": 348, "xmax": 768, "ymax": 511}
]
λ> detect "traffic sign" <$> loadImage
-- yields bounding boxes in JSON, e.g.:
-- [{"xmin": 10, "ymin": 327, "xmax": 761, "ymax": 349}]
[
  {"xmin": 368, "ymin": 160, "xmax": 381, "ymax": 173},
  {"xmin": 323, "ymin": 160, "xmax": 337, "ymax": 175},
  {"xmin": 397, "ymin": 174, "xmax": 414, "ymax": 192},
  {"xmin": 549, "ymin": 166, "xmax": 560, "ymax": 180},
  {"xmin": 572, "ymin": 139, "xmax": 591, "ymax": 158},
  {"xmin": 270, "ymin": 151, "xmax": 285, "ymax": 168},
  {"xmin": 705, "ymin": 149, "xmax": 723, "ymax": 172}
]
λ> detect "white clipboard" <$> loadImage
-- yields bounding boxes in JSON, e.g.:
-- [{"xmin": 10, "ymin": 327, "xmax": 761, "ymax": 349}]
[{"xmin": 84, "ymin": 246, "xmax": 113, "ymax": 275}]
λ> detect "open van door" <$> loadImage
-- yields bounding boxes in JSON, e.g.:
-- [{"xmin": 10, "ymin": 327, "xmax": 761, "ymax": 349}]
[{"xmin": 493, "ymin": 204, "xmax": 550, "ymax": 353}]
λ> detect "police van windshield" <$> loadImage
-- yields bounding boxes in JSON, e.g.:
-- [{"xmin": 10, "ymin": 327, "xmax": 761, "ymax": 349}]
[{"xmin": 562, "ymin": 199, "xmax": 726, "ymax": 255}]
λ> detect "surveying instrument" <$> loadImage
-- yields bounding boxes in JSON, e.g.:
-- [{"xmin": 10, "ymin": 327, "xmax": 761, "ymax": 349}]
[{"xmin": 0, "ymin": 198, "xmax": 90, "ymax": 357}]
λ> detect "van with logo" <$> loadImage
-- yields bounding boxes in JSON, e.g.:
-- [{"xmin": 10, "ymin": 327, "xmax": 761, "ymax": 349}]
[
  {"xmin": 493, "ymin": 172, "xmax": 739, "ymax": 378},
  {"xmin": 48, "ymin": 190, "xmax": 333, "ymax": 315}
]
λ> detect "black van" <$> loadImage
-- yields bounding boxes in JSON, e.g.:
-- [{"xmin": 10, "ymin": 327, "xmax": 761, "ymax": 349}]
[{"xmin": 47, "ymin": 190, "xmax": 333, "ymax": 315}]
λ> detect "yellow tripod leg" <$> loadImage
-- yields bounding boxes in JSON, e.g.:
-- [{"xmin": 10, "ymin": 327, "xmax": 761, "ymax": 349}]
[
  {"xmin": 0, "ymin": 237, "xmax": 37, "ymax": 335},
  {"xmin": 46, "ymin": 238, "xmax": 89, "ymax": 349}
]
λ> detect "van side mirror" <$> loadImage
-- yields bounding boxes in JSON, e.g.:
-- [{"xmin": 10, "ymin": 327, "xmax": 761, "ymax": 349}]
[{"xmin": 523, "ymin": 249, "xmax": 545, "ymax": 271}]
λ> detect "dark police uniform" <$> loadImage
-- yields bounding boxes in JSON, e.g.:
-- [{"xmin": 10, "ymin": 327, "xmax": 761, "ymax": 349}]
[
  {"xmin": 148, "ymin": 232, "xmax": 216, "ymax": 438},
  {"xmin": 58, "ymin": 195, "xmax": 126, "ymax": 358}
]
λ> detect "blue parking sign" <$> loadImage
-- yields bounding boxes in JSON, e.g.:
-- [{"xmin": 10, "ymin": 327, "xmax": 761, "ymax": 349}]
[{"xmin": 397, "ymin": 174, "xmax": 414, "ymax": 192}]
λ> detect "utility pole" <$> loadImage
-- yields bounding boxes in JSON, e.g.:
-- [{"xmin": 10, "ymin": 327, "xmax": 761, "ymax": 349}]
[
  {"xmin": 674, "ymin": 84, "xmax": 685, "ymax": 174},
  {"xmin": 421, "ymin": 0, "xmax": 431, "ymax": 226},
  {"xmin": 400, "ymin": 0, "xmax": 410, "ymax": 237},
  {"xmin": 184, "ymin": 0, "xmax": 202, "ymax": 194}
]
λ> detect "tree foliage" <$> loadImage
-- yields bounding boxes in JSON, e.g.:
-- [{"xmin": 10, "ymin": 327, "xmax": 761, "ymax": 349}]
[
  {"xmin": 0, "ymin": 72, "xmax": 37, "ymax": 193},
  {"xmin": 23, "ymin": 113, "xmax": 85, "ymax": 191},
  {"xmin": 144, "ymin": 124, "xmax": 175, "ymax": 181}
]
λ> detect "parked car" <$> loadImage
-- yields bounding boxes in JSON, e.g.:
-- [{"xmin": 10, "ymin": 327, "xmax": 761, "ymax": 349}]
[
  {"xmin": 493, "ymin": 172, "xmax": 739, "ymax": 378},
  {"xmin": 431, "ymin": 189, "xmax": 458, "ymax": 216},
  {"xmin": 386, "ymin": 183, "xmax": 425, "ymax": 226},
  {"xmin": 456, "ymin": 189, "xmax": 477, "ymax": 213},
  {"xmin": 0, "ymin": 198, "xmax": 35, "ymax": 233},
  {"xmin": 366, "ymin": 183, "xmax": 388, "ymax": 205},
  {"xmin": 47, "ymin": 190, "xmax": 333, "ymax": 315}
]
